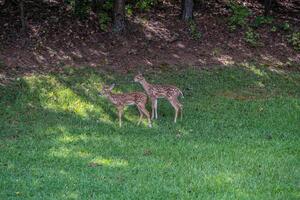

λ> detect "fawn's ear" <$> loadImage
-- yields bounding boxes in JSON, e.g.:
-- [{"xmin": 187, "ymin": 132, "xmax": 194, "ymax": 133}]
[{"xmin": 109, "ymin": 83, "xmax": 115, "ymax": 90}]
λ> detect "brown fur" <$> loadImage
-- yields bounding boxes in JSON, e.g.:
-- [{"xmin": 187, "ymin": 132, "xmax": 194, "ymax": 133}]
[
  {"xmin": 134, "ymin": 74, "xmax": 183, "ymax": 122},
  {"xmin": 100, "ymin": 84, "xmax": 152, "ymax": 127}
]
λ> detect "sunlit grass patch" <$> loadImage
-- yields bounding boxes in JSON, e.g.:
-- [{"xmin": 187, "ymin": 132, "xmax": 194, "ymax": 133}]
[
  {"xmin": 89, "ymin": 157, "xmax": 128, "ymax": 168},
  {"xmin": 242, "ymin": 62, "xmax": 269, "ymax": 77}
]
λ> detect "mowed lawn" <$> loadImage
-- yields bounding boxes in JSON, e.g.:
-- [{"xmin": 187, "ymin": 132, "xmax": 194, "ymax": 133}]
[{"xmin": 0, "ymin": 65, "xmax": 299, "ymax": 199}]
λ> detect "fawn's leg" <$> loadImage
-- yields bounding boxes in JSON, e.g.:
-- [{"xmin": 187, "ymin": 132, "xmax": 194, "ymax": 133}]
[
  {"xmin": 151, "ymin": 98, "xmax": 156, "ymax": 120},
  {"xmin": 180, "ymin": 105, "xmax": 183, "ymax": 120},
  {"xmin": 174, "ymin": 98, "xmax": 183, "ymax": 121},
  {"xmin": 139, "ymin": 103, "xmax": 152, "ymax": 128},
  {"xmin": 117, "ymin": 107, "xmax": 124, "ymax": 127},
  {"xmin": 137, "ymin": 106, "xmax": 143, "ymax": 125},
  {"xmin": 169, "ymin": 98, "xmax": 180, "ymax": 123},
  {"xmin": 178, "ymin": 101, "xmax": 183, "ymax": 120},
  {"xmin": 154, "ymin": 99, "xmax": 158, "ymax": 119},
  {"xmin": 175, "ymin": 98, "xmax": 183, "ymax": 121}
]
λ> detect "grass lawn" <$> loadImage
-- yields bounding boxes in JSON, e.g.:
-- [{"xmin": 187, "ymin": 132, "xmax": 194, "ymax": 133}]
[{"xmin": 0, "ymin": 64, "xmax": 299, "ymax": 199}]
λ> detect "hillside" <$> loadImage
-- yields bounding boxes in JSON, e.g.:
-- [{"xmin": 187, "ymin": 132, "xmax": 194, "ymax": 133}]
[{"xmin": 0, "ymin": 0, "xmax": 299, "ymax": 83}]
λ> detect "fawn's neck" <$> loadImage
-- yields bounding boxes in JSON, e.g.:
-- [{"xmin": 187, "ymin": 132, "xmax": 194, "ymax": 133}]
[
  {"xmin": 106, "ymin": 92, "xmax": 117, "ymax": 104},
  {"xmin": 140, "ymin": 79, "xmax": 151, "ymax": 91}
]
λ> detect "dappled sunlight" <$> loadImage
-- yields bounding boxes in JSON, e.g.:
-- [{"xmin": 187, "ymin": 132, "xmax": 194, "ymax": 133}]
[
  {"xmin": 23, "ymin": 74, "xmax": 113, "ymax": 123},
  {"xmin": 0, "ymin": 73, "xmax": 10, "ymax": 84},
  {"xmin": 255, "ymin": 81, "xmax": 265, "ymax": 88},
  {"xmin": 28, "ymin": 43, "xmax": 111, "ymax": 69},
  {"xmin": 71, "ymin": 49, "xmax": 83, "ymax": 59},
  {"xmin": 49, "ymin": 145, "xmax": 91, "ymax": 159},
  {"xmin": 58, "ymin": 134, "xmax": 87, "ymax": 144},
  {"xmin": 176, "ymin": 41, "xmax": 185, "ymax": 49},
  {"xmin": 135, "ymin": 17, "xmax": 177, "ymax": 42},
  {"xmin": 77, "ymin": 151, "xmax": 90, "ymax": 158},
  {"xmin": 268, "ymin": 66, "xmax": 286, "ymax": 75},
  {"xmin": 33, "ymin": 52, "xmax": 47, "ymax": 63},
  {"xmin": 144, "ymin": 58, "xmax": 153, "ymax": 66},
  {"xmin": 50, "ymin": 146, "xmax": 72, "ymax": 158},
  {"xmin": 241, "ymin": 63, "xmax": 268, "ymax": 77},
  {"xmin": 172, "ymin": 54, "xmax": 180, "ymax": 59},
  {"xmin": 89, "ymin": 157, "xmax": 128, "ymax": 167},
  {"xmin": 44, "ymin": 46, "xmax": 72, "ymax": 63},
  {"xmin": 197, "ymin": 58, "xmax": 207, "ymax": 65},
  {"xmin": 215, "ymin": 55, "xmax": 235, "ymax": 66},
  {"xmin": 260, "ymin": 54, "xmax": 284, "ymax": 66}
]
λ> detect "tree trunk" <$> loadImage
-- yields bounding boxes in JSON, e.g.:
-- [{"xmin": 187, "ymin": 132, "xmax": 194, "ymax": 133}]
[
  {"xmin": 113, "ymin": 0, "xmax": 125, "ymax": 33},
  {"xmin": 91, "ymin": 0, "xmax": 98, "ymax": 13},
  {"xmin": 264, "ymin": 0, "xmax": 272, "ymax": 16},
  {"xmin": 181, "ymin": 0, "xmax": 194, "ymax": 20},
  {"xmin": 19, "ymin": 0, "xmax": 26, "ymax": 33}
]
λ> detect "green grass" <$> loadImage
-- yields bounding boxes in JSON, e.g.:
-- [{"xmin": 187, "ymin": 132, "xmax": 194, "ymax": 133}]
[{"xmin": 0, "ymin": 65, "xmax": 299, "ymax": 199}]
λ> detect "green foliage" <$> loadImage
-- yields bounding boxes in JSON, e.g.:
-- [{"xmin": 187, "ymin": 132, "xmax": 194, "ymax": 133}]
[
  {"xmin": 102, "ymin": 0, "xmax": 114, "ymax": 10},
  {"xmin": 63, "ymin": 0, "xmax": 160, "ymax": 31},
  {"xmin": 280, "ymin": 21, "xmax": 291, "ymax": 31},
  {"xmin": 244, "ymin": 28, "xmax": 260, "ymax": 47},
  {"xmin": 135, "ymin": 0, "xmax": 158, "ymax": 11},
  {"xmin": 228, "ymin": 1, "xmax": 250, "ymax": 31},
  {"xmin": 98, "ymin": 12, "xmax": 111, "ymax": 31},
  {"xmin": 74, "ymin": 0, "xmax": 90, "ymax": 19},
  {"xmin": 125, "ymin": 5, "xmax": 133, "ymax": 17},
  {"xmin": 188, "ymin": 20, "xmax": 201, "ymax": 40},
  {"xmin": 270, "ymin": 26, "xmax": 277, "ymax": 32},
  {"xmin": 96, "ymin": 0, "xmax": 113, "ymax": 31},
  {"xmin": 288, "ymin": 32, "xmax": 300, "ymax": 51},
  {"xmin": 0, "ymin": 66, "xmax": 299, "ymax": 199},
  {"xmin": 251, "ymin": 15, "xmax": 273, "ymax": 28}
]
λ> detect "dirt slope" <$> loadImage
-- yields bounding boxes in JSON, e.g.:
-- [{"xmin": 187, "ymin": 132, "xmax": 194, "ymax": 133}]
[{"xmin": 0, "ymin": 0, "xmax": 299, "ymax": 83}]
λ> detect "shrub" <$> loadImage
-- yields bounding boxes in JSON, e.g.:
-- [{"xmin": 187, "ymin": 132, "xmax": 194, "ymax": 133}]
[
  {"xmin": 288, "ymin": 32, "xmax": 300, "ymax": 51},
  {"xmin": 102, "ymin": 0, "xmax": 114, "ymax": 10},
  {"xmin": 98, "ymin": 12, "xmax": 111, "ymax": 31},
  {"xmin": 280, "ymin": 22, "xmax": 291, "ymax": 31},
  {"xmin": 97, "ymin": 0, "xmax": 113, "ymax": 31},
  {"xmin": 270, "ymin": 26, "xmax": 277, "ymax": 32},
  {"xmin": 228, "ymin": 2, "xmax": 250, "ymax": 31},
  {"xmin": 135, "ymin": 0, "xmax": 158, "ymax": 11},
  {"xmin": 125, "ymin": 5, "xmax": 133, "ymax": 17},
  {"xmin": 73, "ymin": 0, "xmax": 90, "ymax": 19},
  {"xmin": 244, "ymin": 28, "xmax": 260, "ymax": 47},
  {"xmin": 188, "ymin": 20, "xmax": 201, "ymax": 40},
  {"xmin": 251, "ymin": 15, "xmax": 273, "ymax": 28}
]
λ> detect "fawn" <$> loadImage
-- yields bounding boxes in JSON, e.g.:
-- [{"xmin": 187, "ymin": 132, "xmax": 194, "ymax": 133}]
[
  {"xmin": 134, "ymin": 73, "xmax": 183, "ymax": 123},
  {"xmin": 99, "ymin": 84, "xmax": 152, "ymax": 127}
]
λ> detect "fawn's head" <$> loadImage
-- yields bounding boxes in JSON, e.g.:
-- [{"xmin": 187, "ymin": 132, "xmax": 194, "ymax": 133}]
[
  {"xmin": 99, "ymin": 84, "xmax": 115, "ymax": 97},
  {"xmin": 134, "ymin": 73, "xmax": 145, "ymax": 82}
]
